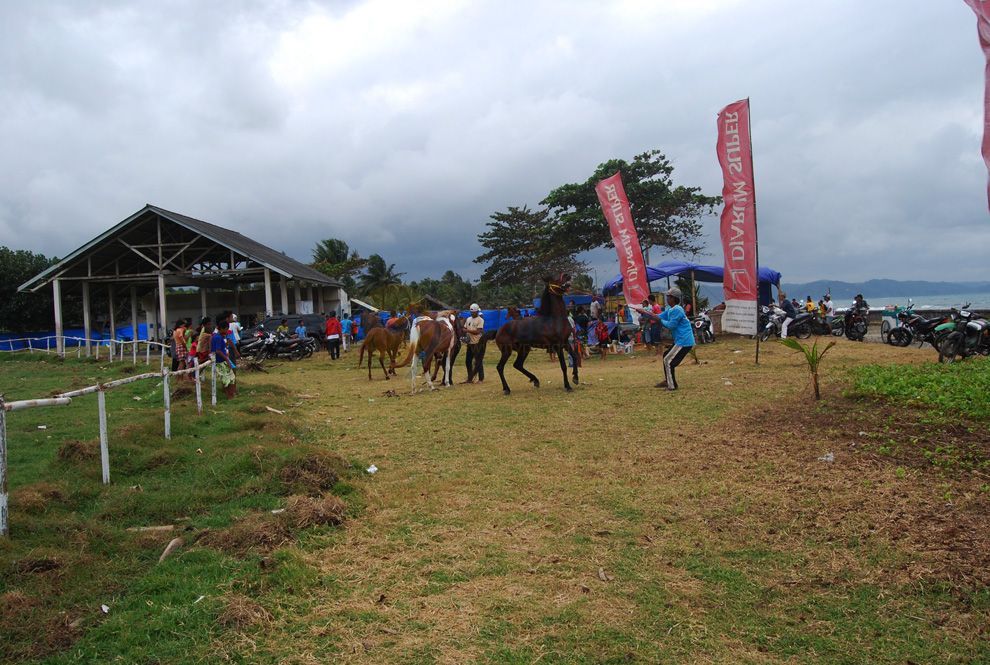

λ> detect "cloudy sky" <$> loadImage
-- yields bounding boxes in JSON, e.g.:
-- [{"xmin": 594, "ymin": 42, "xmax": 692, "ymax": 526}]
[{"xmin": 1, "ymin": 0, "xmax": 988, "ymax": 284}]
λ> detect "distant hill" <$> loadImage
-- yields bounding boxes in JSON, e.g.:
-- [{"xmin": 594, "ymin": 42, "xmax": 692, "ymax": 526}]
[{"xmin": 780, "ymin": 280, "xmax": 990, "ymax": 300}]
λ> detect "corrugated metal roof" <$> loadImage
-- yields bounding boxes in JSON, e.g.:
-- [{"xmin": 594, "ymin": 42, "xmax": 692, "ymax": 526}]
[{"xmin": 19, "ymin": 204, "xmax": 342, "ymax": 291}]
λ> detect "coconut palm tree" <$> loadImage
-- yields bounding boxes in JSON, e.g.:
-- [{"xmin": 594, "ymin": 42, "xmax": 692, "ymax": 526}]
[{"xmin": 357, "ymin": 254, "xmax": 404, "ymax": 296}]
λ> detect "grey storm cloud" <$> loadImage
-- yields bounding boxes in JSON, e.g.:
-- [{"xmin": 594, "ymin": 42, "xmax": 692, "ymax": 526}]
[{"xmin": 1, "ymin": 0, "xmax": 988, "ymax": 284}]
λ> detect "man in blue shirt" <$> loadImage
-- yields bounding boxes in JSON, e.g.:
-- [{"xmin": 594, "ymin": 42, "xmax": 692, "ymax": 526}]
[
  {"xmin": 294, "ymin": 319, "xmax": 308, "ymax": 339},
  {"xmin": 638, "ymin": 287, "xmax": 694, "ymax": 391},
  {"xmin": 340, "ymin": 312, "xmax": 352, "ymax": 352}
]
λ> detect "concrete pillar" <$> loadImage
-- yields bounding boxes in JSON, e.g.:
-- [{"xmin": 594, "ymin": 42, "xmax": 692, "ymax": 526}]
[
  {"xmin": 293, "ymin": 283, "xmax": 302, "ymax": 314},
  {"xmin": 157, "ymin": 273, "xmax": 167, "ymax": 342},
  {"xmin": 130, "ymin": 286, "xmax": 139, "ymax": 342},
  {"xmin": 108, "ymin": 287, "xmax": 116, "ymax": 340},
  {"xmin": 264, "ymin": 268, "xmax": 273, "ymax": 316},
  {"xmin": 82, "ymin": 281, "xmax": 92, "ymax": 356},
  {"xmin": 280, "ymin": 276, "xmax": 289, "ymax": 315},
  {"xmin": 53, "ymin": 279, "xmax": 64, "ymax": 357}
]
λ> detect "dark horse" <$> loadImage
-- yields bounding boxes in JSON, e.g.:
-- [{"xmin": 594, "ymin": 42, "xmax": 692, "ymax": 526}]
[{"xmin": 495, "ymin": 274, "xmax": 578, "ymax": 394}]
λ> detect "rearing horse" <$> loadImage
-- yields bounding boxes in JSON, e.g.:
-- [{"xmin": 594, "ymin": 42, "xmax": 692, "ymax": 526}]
[{"xmin": 495, "ymin": 274, "xmax": 579, "ymax": 394}]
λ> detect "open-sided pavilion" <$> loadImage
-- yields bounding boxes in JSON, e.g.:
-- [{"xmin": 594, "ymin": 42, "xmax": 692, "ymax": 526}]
[{"xmin": 18, "ymin": 204, "xmax": 346, "ymax": 356}]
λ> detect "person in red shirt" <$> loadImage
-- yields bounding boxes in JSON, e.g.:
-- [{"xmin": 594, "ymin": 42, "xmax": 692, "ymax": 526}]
[
  {"xmin": 594, "ymin": 319, "xmax": 610, "ymax": 361},
  {"xmin": 325, "ymin": 312, "xmax": 343, "ymax": 360}
]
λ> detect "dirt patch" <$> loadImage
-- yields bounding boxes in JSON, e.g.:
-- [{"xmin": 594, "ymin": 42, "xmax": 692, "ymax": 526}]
[
  {"xmin": 243, "ymin": 404, "xmax": 267, "ymax": 414},
  {"xmin": 201, "ymin": 513, "xmax": 292, "ymax": 554},
  {"xmin": 14, "ymin": 556, "xmax": 62, "ymax": 574},
  {"xmin": 170, "ymin": 384, "xmax": 195, "ymax": 399},
  {"xmin": 277, "ymin": 452, "xmax": 345, "ymax": 496},
  {"xmin": 0, "ymin": 590, "xmax": 37, "ymax": 612},
  {"xmin": 730, "ymin": 394, "xmax": 990, "ymax": 589},
  {"xmin": 12, "ymin": 482, "xmax": 65, "ymax": 514},
  {"xmin": 56, "ymin": 439, "xmax": 97, "ymax": 462},
  {"xmin": 218, "ymin": 593, "xmax": 272, "ymax": 628},
  {"xmin": 281, "ymin": 494, "xmax": 347, "ymax": 529}
]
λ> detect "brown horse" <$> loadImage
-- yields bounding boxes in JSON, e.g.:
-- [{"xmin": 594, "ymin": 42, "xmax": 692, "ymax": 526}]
[
  {"xmin": 357, "ymin": 326, "xmax": 405, "ymax": 380},
  {"xmin": 495, "ymin": 274, "xmax": 578, "ymax": 394},
  {"xmin": 390, "ymin": 311, "xmax": 460, "ymax": 392}
]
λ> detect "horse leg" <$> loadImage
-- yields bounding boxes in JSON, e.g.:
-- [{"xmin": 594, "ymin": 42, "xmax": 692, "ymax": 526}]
[
  {"xmin": 367, "ymin": 348, "xmax": 373, "ymax": 381},
  {"xmin": 513, "ymin": 347, "xmax": 539, "ymax": 388},
  {"xmin": 378, "ymin": 351, "xmax": 389, "ymax": 380},
  {"xmin": 423, "ymin": 356, "xmax": 436, "ymax": 391},
  {"xmin": 496, "ymin": 346, "xmax": 512, "ymax": 395},
  {"xmin": 567, "ymin": 343, "xmax": 579, "ymax": 384},
  {"xmin": 556, "ymin": 346, "xmax": 573, "ymax": 392}
]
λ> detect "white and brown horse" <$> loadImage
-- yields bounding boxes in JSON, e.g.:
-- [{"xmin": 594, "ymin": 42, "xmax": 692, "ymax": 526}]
[{"xmin": 390, "ymin": 311, "xmax": 462, "ymax": 392}]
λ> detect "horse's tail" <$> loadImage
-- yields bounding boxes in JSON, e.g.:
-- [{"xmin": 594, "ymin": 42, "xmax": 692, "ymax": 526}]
[{"xmin": 391, "ymin": 323, "xmax": 420, "ymax": 369}]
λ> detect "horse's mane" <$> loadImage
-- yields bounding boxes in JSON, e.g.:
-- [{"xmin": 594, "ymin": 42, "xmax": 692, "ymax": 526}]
[{"xmin": 538, "ymin": 284, "xmax": 566, "ymax": 318}]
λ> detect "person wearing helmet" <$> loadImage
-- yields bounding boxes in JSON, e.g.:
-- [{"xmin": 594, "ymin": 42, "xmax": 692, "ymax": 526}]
[
  {"xmin": 636, "ymin": 287, "xmax": 694, "ymax": 390},
  {"xmin": 463, "ymin": 303, "xmax": 486, "ymax": 383}
]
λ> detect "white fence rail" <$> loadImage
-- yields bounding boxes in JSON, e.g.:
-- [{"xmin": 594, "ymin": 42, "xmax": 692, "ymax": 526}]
[
  {"xmin": 0, "ymin": 336, "xmax": 172, "ymax": 370},
  {"xmin": 0, "ymin": 355, "xmax": 218, "ymax": 537}
]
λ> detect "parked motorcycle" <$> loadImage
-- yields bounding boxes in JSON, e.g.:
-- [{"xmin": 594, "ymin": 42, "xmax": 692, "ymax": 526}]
[
  {"xmin": 759, "ymin": 306, "xmax": 812, "ymax": 341},
  {"xmin": 692, "ymin": 310, "xmax": 714, "ymax": 344},
  {"xmin": 937, "ymin": 305, "xmax": 990, "ymax": 363},
  {"xmin": 844, "ymin": 305, "xmax": 869, "ymax": 341},
  {"xmin": 886, "ymin": 309, "xmax": 948, "ymax": 349}
]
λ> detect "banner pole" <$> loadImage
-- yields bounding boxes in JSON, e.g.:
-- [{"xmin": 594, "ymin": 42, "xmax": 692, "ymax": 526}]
[{"xmin": 748, "ymin": 97, "xmax": 762, "ymax": 366}]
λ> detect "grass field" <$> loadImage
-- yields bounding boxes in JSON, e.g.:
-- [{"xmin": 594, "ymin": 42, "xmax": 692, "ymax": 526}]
[{"xmin": 1, "ymin": 339, "xmax": 988, "ymax": 664}]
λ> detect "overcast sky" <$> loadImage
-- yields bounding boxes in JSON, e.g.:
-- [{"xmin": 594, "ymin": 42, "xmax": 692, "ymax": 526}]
[{"xmin": 1, "ymin": 0, "xmax": 988, "ymax": 285}]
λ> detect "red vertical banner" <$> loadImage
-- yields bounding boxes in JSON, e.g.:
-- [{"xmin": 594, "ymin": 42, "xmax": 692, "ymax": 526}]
[
  {"xmin": 716, "ymin": 98, "xmax": 759, "ymax": 335},
  {"xmin": 964, "ymin": 0, "xmax": 990, "ymax": 211},
  {"xmin": 596, "ymin": 173, "xmax": 650, "ymax": 307}
]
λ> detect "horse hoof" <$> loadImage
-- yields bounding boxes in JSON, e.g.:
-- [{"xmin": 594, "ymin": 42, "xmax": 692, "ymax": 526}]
[
  {"xmin": 503, "ymin": 389, "xmax": 511, "ymax": 396},
  {"xmin": 385, "ymin": 376, "xmax": 390, "ymax": 380},
  {"xmin": 532, "ymin": 380, "xmax": 540, "ymax": 388},
  {"xmin": 565, "ymin": 385, "xmax": 573, "ymax": 392}
]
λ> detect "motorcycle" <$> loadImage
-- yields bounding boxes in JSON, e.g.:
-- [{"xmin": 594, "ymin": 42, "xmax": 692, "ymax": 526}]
[
  {"xmin": 692, "ymin": 310, "xmax": 714, "ymax": 344},
  {"xmin": 759, "ymin": 306, "xmax": 812, "ymax": 341},
  {"xmin": 937, "ymin": 305, "xmax": 990, "ymax": 363},
  {"xmin": 844, "ymin": 305, "xmax": 869, "ymax": 341},
  {"xmin": 237, "ymin": 326, "xmax": 269, "ymax": 358},
  {"xmin": 886, "ymin": 308, "xmax": 947, "ymax": 349}
]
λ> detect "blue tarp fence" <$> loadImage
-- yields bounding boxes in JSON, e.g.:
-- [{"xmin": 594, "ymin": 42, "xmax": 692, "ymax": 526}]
[{"xmin": 0, "ymin": 324, "xmax": 152, "ymax": 351}]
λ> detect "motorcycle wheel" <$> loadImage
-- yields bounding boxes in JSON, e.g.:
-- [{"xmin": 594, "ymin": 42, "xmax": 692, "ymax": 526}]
[
  {"xmin": 759, "ymin": 326, "xmax": 772, "ymax": 342},
  {"xmin": 888, "ymin": 328, "xmax": 911, "ymax": 347},
  {"xmin": 938, "ymin": 333, "xmax": 963, "ymax": 364},
  {"xmin": 831, "ymin": 321, "xmax": 844, "ymax": 337},
  {"xmin": 794, "ymin": 323, "xmax": 812, "ymax": 340},
  {"xmin": 880, "ymin": 320, "xmax": 892, "ymax": 343}
]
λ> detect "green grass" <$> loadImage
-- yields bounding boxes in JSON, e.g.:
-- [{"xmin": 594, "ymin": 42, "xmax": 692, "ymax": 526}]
[
  {"xmin": 2, "ymin": 342, "xmax": 989, "ymax": 664},
  {"xmin": 850, "ymin": 356, "xmax": 990, "ymax": 420},
  {"xmin": 0, "ymin": 354, "xmax": 356, "ymax": 663}
]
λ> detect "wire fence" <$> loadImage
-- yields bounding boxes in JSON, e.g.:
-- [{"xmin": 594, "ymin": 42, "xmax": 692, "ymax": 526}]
[{"xmin": 0, "ymin": 354, "xmax": 219, "ymax": 537}]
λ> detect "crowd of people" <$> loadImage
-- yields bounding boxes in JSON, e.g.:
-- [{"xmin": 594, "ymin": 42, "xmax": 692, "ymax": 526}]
[{"xmin": 168, "ymin": 310, "xmax": 240, "ymax": 399}]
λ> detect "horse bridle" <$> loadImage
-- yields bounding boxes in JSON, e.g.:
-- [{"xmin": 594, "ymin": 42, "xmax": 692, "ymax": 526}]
[{"xmin": 548, "ymin": 282, "xmax": 566, "ymax": 295}]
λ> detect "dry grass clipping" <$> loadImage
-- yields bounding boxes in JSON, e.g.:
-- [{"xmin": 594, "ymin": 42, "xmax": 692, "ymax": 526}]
[
  {"xmin": 12, "ymin": 482, "xmax": 65, "ymax": 514},
  {"xmin": 218, "ymin": 593, "xmax": 273, "ymax": 629},
  {"xmin": 281, "ymin": 494, "xmax": 347, "ymax": 529},
  {"xmin": 201, "ymin": 513, "xmax": 292, "ymax": 554},
  {"xmin": 277, "ymin": 452, "xmax": 345, "ymax": 496},
  {"xmin": 56, "ymin": 439, "xmax": 97, "ymax": 462}
]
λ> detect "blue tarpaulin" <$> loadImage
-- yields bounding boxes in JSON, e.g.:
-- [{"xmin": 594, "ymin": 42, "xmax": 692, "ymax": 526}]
[{"xmin": 602, "ymin": 260, "xmax": 782, "ymax": 306}]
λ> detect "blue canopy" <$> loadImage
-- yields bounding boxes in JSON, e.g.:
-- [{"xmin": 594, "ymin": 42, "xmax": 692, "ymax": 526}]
[{"xmin": 602, "ymin": 260, "xmax": 781, "ymax": 297}]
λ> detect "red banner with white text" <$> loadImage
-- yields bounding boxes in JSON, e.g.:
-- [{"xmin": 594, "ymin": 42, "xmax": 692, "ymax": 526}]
[
  {"xmin": 716, "ymin": 98, "xmax": 759, "ymax": 335},
  {"xmin": 595, "ymin": 173, "xmax": 650, "ymax": 308},
  {"xmin": 964, "ymin": 0, "xmax": 990, "ymax": 211}
]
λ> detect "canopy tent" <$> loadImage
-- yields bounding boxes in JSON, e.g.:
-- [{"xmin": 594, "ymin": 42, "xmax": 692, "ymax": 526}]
[{"xmin": 602, "ymin": 260, "xmax": 781, "ymax": 306}]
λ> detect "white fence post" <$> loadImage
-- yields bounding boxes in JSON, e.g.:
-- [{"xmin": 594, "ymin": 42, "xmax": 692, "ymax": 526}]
[
  {"xmin": 95, "ymin": 342, "xmax": 100, "ymax": 362},
  {"xmin": 27, "ymin": 339, "xmax": 32, "ymax": 354},
  {"xmin": 0, "ymin": 394, "xmax": 8, "ymax": 537},
  {"xmin": 145, "ymin": 342, "xmax": 150, "ymax": 365},
  {"xmin": 159, "ymin": 345, "xmax": 165, "ymax": 373},
  {"xmin": 194, "ymin": 358, "xmax": 203, "ymax": 415},
  {"xmin": 211, "ymin": 353, "xmax": 217, "ymax": 406},
  {"xmin": 97, "ymin": 389, "xmax": 110, "ymax": 484},
  {"xmin": 163, "ymin": 370, "xmax": 171, "ymax": 440}
]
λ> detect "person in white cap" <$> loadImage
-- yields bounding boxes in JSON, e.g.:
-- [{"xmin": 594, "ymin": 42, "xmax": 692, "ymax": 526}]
[
  {"xmin": 229, "ymin": 313, "xmax": 242, "ymax": 344},
  {"xmin": 463, "ymin": 303, "xmax": 486, "ymax": 383}
]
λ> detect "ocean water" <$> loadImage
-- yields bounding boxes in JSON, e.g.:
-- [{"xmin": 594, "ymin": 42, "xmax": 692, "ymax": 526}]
[{"xmin": 860, "ymin": 293, "xmax": 990, "ymax": 310}]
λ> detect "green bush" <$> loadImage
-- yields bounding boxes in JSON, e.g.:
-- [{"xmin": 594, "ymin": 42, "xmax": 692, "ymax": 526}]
[{"xmin": 851, "ymin": 358, "xmax": 990, "ymax": 420}]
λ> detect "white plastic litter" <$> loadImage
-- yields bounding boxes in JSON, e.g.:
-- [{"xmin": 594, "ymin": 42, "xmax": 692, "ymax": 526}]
[
  {"xmin": 366, "ymin": 464, "xmax": 378, "ymax": 474},
  {"xmin": 818, "ymin": 452, "xmax": 835, "ymax": 463},
  {"xmin": 37, "ymin": 425, "xmax": 47, "ymax": 430},
  {"xmin": 724, "ymin": 381, "xmax": 733, "ymax": 386},
  {"xmin": 193, "ymin": 595, "xmax": 205, "ymax": 604},
  {"xmin": 100, "ymin": 604, "xmax": 110, "ymax": 614}
]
